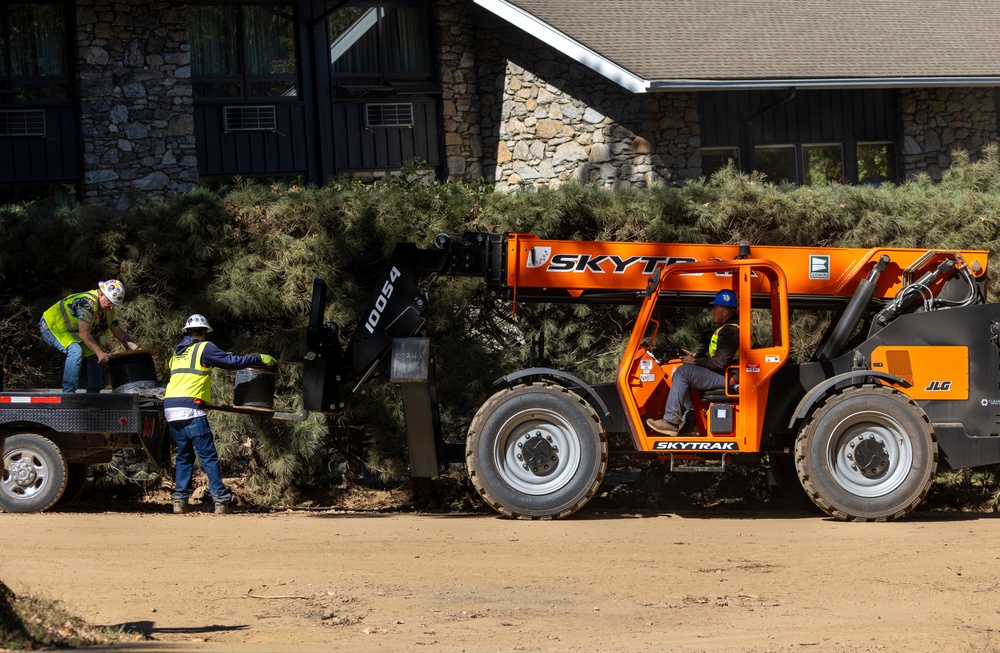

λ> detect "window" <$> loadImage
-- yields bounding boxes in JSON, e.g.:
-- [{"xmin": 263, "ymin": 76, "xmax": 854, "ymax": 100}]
[
  {"xmin": 0, "ymin": 3, "xmax": 71, "ymax": 104},
  {"xmin": 803, "ymin": 144, "xmax": 843, "ymax": 185},
  {"xmin": 857, "ymin": 142, "xmax": 897, "ymax": 186},
  {"xmin": 701, "ymin": 147, "xmax": 739, "ymax": 180},
  {"xmin": 700, "ymin": 90, "xmax": 899, "ymax": 186},
  {"xmin": 754, "ymin": 145, "xmax": 797, "ymax": 184},
  {"xmin": 328, "ymin": 4, "xmax": 434, "ymax": 91},
  {"xmin": 189, "ymin": 4, "xmax": 299, "ymax": 100}
]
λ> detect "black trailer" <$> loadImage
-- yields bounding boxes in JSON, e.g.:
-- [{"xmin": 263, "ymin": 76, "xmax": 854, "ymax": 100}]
[{"xmin": 0, "ymin": 390, "xmax": 167, "ymax": 512}]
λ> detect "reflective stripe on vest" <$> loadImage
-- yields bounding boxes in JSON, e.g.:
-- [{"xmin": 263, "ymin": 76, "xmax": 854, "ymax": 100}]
[
  {"xmin": 164, "ymin": 341, "xmax": 212, "ymax": 402},
  {"xmin": 41, "ymin": 290, "xmax": 114, "ymax": 353},
  {"xmin": 709, "ymin": 323, "xmax": 739, "ymax": 360}
]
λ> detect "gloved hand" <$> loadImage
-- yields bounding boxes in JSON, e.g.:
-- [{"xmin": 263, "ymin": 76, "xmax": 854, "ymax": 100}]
[{"xmin": 259, "ymin": 354, "xmax": 277, "ymax": 366}]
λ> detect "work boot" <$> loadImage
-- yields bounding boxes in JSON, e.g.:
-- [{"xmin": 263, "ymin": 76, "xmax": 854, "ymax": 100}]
[
  {"xmin": 173, "ymin": 499, "xmax": 190, "ymax": 514},
  {"xmin": 214, "ymin": 501, "xmax": 232, "ymax": 515},
  {"xmin": 646, "ymin": 418, "xmax": 679, "ymax": 436}
]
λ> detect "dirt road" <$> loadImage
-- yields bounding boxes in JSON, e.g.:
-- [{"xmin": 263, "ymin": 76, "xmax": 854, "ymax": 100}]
[{"xmin": 3, "ymin": 506, "xmax": 1000, "ymax": 653}]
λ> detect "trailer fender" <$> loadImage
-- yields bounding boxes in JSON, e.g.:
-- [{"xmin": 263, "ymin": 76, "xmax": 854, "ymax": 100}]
[
  {"xmin": 788, "ymin": 371, "xmax": 910, "ymax": 430},
  {"xmin": 496, "ymin": 368, "xmax": 612, "ymax": 422}
]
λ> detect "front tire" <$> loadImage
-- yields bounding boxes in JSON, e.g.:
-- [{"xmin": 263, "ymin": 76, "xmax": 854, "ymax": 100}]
[
  {"xmin": 1, "ymin": 433, "xmax": 68, "ymax": 513},
  {"xmin": 795, "ymin": 386, "xmax": 936, "ymax": 522},
  {"xmin": 466, "ymin": 383, "xmax": 607, "ymax": 519}
]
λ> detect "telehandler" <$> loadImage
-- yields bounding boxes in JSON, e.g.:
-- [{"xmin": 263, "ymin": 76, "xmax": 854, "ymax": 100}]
[{"xmin": 302, "ymin": 232, "xmax": 999, "ymax": 521}]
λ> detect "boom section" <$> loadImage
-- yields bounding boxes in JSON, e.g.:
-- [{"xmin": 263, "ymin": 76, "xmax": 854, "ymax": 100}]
[{"xmin": 501, "ymin": 233, "xmax": 988, "ymax": 308}]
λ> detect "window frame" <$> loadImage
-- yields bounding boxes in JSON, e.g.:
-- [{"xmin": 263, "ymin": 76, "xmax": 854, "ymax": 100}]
[
  {"xmin": 188, "ymin": 2, "xmax": 302, "ymax": 103},
  {"xmin": 327, "ymin": 1, "xmax": 438, "ymax": 95},
  {"xmin": 0, "ymin": 2, "xmax": 73, "ymax": 107}
]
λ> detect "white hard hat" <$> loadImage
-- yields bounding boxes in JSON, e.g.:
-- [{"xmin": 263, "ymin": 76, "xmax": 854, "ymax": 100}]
[
  {"xmin": 99, "ymin": 279, "xmax": 125, "ymax": 306},
  {"xmin": 183, "ymin": 314, "xmax": 213, "ymax": 333}
]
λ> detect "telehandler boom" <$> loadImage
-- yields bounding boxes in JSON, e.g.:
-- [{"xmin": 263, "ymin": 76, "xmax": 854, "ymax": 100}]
[{"xmin": 304, "ymin": 232, "xmax": 997, "ymax": 521}]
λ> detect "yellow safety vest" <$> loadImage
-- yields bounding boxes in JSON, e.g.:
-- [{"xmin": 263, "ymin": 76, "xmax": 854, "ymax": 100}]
[
  {"xmin": 164, "ymin": 341, "xmax": 212, "ymax": 402},
  {"xmin": 708, "ymin": 322, "xmax": 739, "ymax": 360},
  {"xmin": 41, "ymin": 290, "xmax": 114, "ymax": 356}
]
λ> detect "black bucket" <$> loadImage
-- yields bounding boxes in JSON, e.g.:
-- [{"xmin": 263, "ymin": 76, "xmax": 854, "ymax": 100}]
[
  {"xmin": 108, "ymin": 350, "xmax": 159, "ymax": 393},
  {"xmin": 233, "ymin": 366, "xmax": 276, "ymax": 410}
]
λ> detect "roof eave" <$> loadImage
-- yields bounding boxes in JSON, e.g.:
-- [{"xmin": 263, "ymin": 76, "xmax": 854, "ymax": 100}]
[
  {"xmin": 649, "ymin": 76, "xmax": 1000, "ymax": 91},
  {"xmin": 474, "ymin": 0, "xmax": 650, "ymax": 94}
]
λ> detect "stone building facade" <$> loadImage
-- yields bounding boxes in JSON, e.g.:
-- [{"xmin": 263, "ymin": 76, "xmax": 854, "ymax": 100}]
[
  {"xmin": 436, "ymin": 2, "xmax": 998, "ymax": 192},
  {"xmin": 15, "ymin": 0, "xmax": 998, "ymax": 205}
]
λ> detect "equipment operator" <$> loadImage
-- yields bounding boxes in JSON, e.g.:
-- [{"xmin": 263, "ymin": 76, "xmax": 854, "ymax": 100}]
[{"xmin": 647, "ymin": 289, "xmax": 739, "ymax": 436}]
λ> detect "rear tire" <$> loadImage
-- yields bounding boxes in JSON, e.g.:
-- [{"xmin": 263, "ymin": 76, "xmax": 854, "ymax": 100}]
[
  {"xmin": 1, "ymin": 433, "xmax": 68, "ymax": 513},
  {"xmin": 466, "ymin": 383, "xmax": 607, "ymax": 519},
  {"xmin": 795, "ymin": 386, "xmax": 936, "ymax": 522}
]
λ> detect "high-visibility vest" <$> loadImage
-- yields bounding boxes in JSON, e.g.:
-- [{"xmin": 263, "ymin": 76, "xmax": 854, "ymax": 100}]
[
  {"xmin": 41, "ymin": 290, "xmax": 114, "ymax": 355},
  {"xmin": 708, "ymin": 322, "xmax": 739, "ymax": 360},
  {"xmin": 164, "ymin": 341, "xmax": 212, "ymax": 402}
]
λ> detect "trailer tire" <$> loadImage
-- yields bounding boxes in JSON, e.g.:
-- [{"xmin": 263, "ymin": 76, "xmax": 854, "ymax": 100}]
[
  {"xmin": 795, "ymin": 386, "xmax": 936, "ymax": 522},
  {"xmin": 1, "ymin": 433, "xmax": 68, "ymax": 513},
  {"xmin": 52, "ymin": 464, "xmax": 90, "ymax": 509},
  {"xmin": 466, "ymin": 383, "xmax": 607, "ymax": 519}
]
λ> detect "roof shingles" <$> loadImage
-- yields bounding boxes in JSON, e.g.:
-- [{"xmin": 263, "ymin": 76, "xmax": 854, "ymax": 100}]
[{"xmin": 502, "ymin": 0, "xmax": 1000, "ymax": 82}]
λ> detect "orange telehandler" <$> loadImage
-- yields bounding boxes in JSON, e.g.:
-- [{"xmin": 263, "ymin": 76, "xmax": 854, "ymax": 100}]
[{"xmin": 303, "ymin": 232, "xmax": 995, "ymax": 521}]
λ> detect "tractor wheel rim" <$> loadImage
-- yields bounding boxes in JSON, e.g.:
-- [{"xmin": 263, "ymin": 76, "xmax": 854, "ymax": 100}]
[
  {"xmin": 828, "ymin": 410, "xmax": 912, "ymax": 498},
  {"xmin": 494, "ymin": 409, "xmax": 582, "ymax": 496}
]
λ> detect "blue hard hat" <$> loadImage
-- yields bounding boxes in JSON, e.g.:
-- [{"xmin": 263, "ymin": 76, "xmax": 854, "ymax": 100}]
[{"xmin": 711, "ymin": 290, "xmax": 738, "ymax": 308}]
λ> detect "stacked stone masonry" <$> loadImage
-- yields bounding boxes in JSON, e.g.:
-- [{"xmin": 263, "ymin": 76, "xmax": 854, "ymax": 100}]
[{"xmin": 75, "ymin": 0, "xmax": 197, "ymax": 206}]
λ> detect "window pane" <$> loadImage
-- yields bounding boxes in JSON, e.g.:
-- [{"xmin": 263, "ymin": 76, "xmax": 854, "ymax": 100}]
[
  {"xmin": 755, "ymin": 145, "xmax": 797, "ymax": 184},
  {"xmin": 803, "ymin": 144, "xmax": 843, "ymax": 185},
  {"xmin": 244, "ymin": 6, "xmax": 297, "ymax": 76},
  {"xmin": 384, "ymin": 7, "xmax": 430, "ymax": 75},
  {"xmin": 701, "ymin": 147, "xmax": 739, "ymax": 180},
  {"xmin": 857, "ymin": 142, "xmax": 897, "ymax": 186},
  {"xmin": 329, "ymin": 7, "xmax": 380, "ymax": 75},
  {"xmin": 190, "ymin": 5, "xmax": 240, "ymax": 76},
  {"xmin": 10, "ymin": 4, "xmax": 66, "ymax": 77}
]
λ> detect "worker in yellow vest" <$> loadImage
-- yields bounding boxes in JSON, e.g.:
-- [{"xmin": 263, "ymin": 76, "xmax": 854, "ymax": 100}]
[
  {"xmin": 647, "ymin": 289, "xmax": 740, "ymax": 436},
  {"xmin": 39, "ymin": 279, "xmax": 140, "ymax": 393},
  {"xmin": 164, "ymin": 314, "xmax": 276, "ymax": 514}
]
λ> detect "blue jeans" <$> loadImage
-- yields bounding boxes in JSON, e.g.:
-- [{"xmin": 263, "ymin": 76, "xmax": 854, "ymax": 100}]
[
  {"xmin": 663, "ymin": 364, "xmax": 725, "ymax": 426},
  {"xmin": 39, "ymin": 320, "xmax": 103, "ymax": 393},
  {"xmin": 169, "ymin": 416, "xmax": 231, "ymax": 504}
]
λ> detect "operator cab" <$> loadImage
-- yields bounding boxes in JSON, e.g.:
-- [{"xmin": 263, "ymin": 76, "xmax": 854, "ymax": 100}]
[{"xmin": 615, "ymin": 258, "xmax": 790, "ymax": 457}]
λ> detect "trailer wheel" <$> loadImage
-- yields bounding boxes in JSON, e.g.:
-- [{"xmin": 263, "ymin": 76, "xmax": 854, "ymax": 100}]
[
  {"xmin": 0, "ymin": 433, "xmax": 68, "ymax": 513},
  {"xmin": 795, "ymin": 386, "xmax": 936, "ymax": 522},
  {"xmin": 466, "ymin": 383, "xmax": 607, "ymax": 519}
]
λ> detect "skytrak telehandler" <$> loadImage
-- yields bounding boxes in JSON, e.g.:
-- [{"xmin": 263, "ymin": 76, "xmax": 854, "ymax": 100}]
[{"xmin": 301, "ymin": 231, "xmax": 1000, "ymax": 521}]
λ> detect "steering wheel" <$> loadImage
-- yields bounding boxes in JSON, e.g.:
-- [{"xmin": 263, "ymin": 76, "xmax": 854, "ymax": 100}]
[{"xmin": 659, "ymin": 335, "xmax": 684, "ymax": 360}]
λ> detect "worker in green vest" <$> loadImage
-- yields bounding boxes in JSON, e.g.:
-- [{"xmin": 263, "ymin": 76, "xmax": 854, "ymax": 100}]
[
  {"xmin": 39, "ymin": 279, "xmax": 140, "ymax": 393},
  {"xmin": 647, "ymin": 289, "xmax": 740, "ymax": 436},
  {"xmin": 164, "ymin": 313, "xmax": 276, "ymax": 514}
]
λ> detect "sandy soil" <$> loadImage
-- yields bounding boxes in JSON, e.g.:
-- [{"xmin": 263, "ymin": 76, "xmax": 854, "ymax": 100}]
[{"xmin": 3, "ymin": 504, "xmax": 1000, "ymax": 653}]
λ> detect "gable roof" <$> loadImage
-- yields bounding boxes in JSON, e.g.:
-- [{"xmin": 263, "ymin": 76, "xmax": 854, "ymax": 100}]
[{"xmin": 475, "ymin": 0, "xmax": 1000, "ymax": 92}]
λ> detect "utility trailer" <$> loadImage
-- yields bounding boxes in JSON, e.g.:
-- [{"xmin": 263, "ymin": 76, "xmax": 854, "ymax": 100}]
[{"xmin": 0, "ymin": 390, "xmax": 167, "ymax": 512}]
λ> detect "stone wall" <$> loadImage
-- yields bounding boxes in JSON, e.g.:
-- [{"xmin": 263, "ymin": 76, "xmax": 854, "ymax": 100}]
[
  {"xmin": 899, "ymin": 87, "xmax": 998, "ymax": 181},
  {"xmin": 436, "ymin": 0, "xmax": 483, "ymax": 182},
  {"xmin": 450, "ymin": 8, "xmax": 699, "ymax": 191},
  {"xmin": 75, "ymin": 0, "xmax": 197, "ymax": 206}
]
